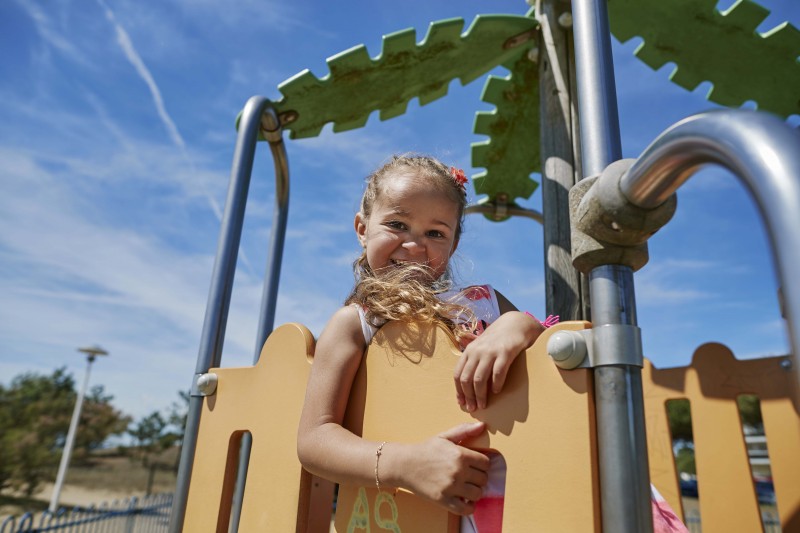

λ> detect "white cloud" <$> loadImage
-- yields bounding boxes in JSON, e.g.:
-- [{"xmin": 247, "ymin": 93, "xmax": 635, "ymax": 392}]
[{"xmin": 13, "ymin": 0, "xmax": 94, "ymax": 68}]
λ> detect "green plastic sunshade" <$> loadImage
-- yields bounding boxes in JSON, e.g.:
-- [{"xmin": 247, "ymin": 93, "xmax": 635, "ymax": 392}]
[
  {"xmin": 274, "ymin": 14, "xmax": 538, "ymax": 139},
  {"xmin": 471, "ymin": 50, "xmax": 541, "ymax": 216},
  {"xmin": 608, "ymin": 0, "xmax": 800, "ymax": 118}
]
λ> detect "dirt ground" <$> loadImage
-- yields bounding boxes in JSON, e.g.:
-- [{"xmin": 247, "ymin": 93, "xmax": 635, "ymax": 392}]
[
  {"xmin": 1, "ymin": 482, "xmax": 147, "ymax": 519},
  {"xmin": 37, "ymin": 482, "xmax": 144, "ymax": 507}
]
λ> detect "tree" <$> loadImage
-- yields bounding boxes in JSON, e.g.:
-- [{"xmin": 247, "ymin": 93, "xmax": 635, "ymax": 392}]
[
  {"xmin": 736, "ymin": 394, "xmax": 764, "ymax": 433},
  {"xmin": 165, "ymin": 390, "xmax": 189, "ymax": 472},
  {"xmin": 128, "ymin": 411, "xmax": 171, "ymax": 467},
  {"xmin": 73, "ymin": 385, "xmax": 131, "ymax": 463},
  {"xmin": 0, "ymin": 368, "xmax": 74, "ymax": 496},
  {"xmin": 666, "ymin": 399, "xmax": 693, "ymax": 442},
  {"xmin": 0, "ymin": 367, "xmax": 130, "ymax": 497},
  {"xmin": 666, "ymin": 395, "xmax": 764, "ymax": 477},
  {"xmin": 675, "ymin": 446, "xmax": 696, "ymax": 475}
]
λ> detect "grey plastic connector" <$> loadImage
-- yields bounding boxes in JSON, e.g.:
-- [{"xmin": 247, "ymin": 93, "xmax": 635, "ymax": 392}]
[
  {"xmin": 575, "ymin": 159, "xmax": 677, "ymax": 247},
  {"xmin": 547, "ymin": 330, "xmax": 590, "ymax": 369},
  {"xmin": 547, "ymin": 324, "xmax": 643, "ymax": 369},
  {"xmin": 193, "ymin": 373, "xmax": 218, "ymax": 397}
]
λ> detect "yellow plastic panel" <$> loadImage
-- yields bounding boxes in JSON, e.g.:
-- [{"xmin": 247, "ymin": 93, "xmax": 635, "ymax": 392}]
[
  {"xmin": 643, "ymin": 343, "xmax": 800, "ymax": 532},
  {"xmin": 183, "ymin": 323, "xmax": 335, "ymax": 532},
  {"xmin": 335, "ymin": 320, "xmax": 600, "ymax": 532}
]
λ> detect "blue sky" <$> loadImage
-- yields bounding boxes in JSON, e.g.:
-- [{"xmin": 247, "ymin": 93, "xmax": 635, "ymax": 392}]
[{"xmin": 1, "ymin": 0, "xmax": 798, "ymax": 422}]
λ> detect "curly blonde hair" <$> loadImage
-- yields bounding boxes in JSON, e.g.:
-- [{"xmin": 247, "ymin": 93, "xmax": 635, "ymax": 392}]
[{"xmin": 345, "ymin": 154, "xmax": 476, "ymax": 338}]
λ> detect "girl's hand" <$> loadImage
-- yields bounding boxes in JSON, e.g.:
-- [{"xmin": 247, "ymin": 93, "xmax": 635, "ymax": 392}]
[
  {"xmin": 453, "ymin": 311, "xmax": 543, "ymax": 412},
  {"xmin": 393, "ymin": 422, "xmax": 490, "ymax": 515}
]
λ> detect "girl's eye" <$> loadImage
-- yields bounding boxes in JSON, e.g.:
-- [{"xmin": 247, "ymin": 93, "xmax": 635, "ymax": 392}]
[
  {"xmin": 427, "ymin": 230, "xmax": 445, "ymax": 239},
  {"xmin": 385, "ymin": 221, "xmax": 406, "ymax": 230}
]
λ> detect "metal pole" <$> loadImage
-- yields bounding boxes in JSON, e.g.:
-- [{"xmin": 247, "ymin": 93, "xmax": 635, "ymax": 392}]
[
  {"xmin": 619, "ymin": 109, "xmax": 800, "ymax": 389},
  {"xmin": 252, "ymin": 108, "xmax": 290, "ymax": 359},
  {"xmin": 168, "ymin": 96, "xmax": 273, "ymax": 533},
  {"xmin": 572, "ymin": 0, "xmax": 621, "ymax": 177},
  {"xmin": 572, "ymin": 0, "xmax": 653, "ymax": 531},
  {"xmin": 589, "ymin": 267, "xmax": 652, "ymax": 531},
  {"xmin": 229, "ymin": 106, "xmax": 290, "ymax": 533},
  {"xmin": 49, "ymin": 345, "xmax": 108, "ymax": 512}
]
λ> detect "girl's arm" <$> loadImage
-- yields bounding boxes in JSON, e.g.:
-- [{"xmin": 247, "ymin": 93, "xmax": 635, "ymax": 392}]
[
  {"xmin": 297, "ymin": 305, "xmax": 491, "ymax": 515},
  {"xmin": 453, "ymin": 291, "xmax": 545, "ymax": 412}
]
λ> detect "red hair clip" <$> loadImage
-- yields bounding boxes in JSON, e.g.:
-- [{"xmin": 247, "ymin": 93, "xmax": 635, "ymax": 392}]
[{"xmin": 450, "ymin": 167, "xmax": 468, "ymax": 194}]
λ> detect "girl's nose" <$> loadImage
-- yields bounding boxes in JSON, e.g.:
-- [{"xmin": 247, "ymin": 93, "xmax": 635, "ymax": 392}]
[{"xmin": 401, "ymin": 239, "xmax": 426, "ymax": 256}]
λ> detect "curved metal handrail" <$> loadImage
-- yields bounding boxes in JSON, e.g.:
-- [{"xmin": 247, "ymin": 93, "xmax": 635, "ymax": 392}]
[
  {"xmin": 621, "ymin": 109, "xmax": 800, "ymax": 387},
  {"xmin": 169, "ymin": 95, "xmax": 289, "ymax": 533},
  {"xmin": 253, "ymin": 104, "xmax": 290, "ymax": 358}
]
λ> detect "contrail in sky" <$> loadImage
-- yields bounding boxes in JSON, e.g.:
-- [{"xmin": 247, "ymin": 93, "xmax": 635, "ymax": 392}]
[
  {"xmin": 97, "ymin": 0, "xmax": 186, "ymax": 151},
  {"xmin": 94, "ymin": 0, "xmax": 256, "ymax": 273},
  {"xmin": 94, "ymin": 0, "xmax": 227, "ymax": 219}
]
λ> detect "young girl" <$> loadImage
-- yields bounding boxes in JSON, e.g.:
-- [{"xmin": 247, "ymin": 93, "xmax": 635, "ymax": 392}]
[
  {"xmin": 296, "ymin": 154, "xmax": 688, "ymax": 533},
  {"xmin": 297, "ymin": 154, "xmax": 545, "ymax": 530}
]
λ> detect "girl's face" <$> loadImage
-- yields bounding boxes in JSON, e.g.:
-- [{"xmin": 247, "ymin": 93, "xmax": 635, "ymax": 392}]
[{"xmin": 355, "ymin": 172, "xmax": 460, "ymax": 280}]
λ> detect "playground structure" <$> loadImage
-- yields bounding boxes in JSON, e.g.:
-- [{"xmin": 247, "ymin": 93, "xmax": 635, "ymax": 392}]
[{"xmin": 168, "ymin": 0, "xmax": 800, "ymax": 531}]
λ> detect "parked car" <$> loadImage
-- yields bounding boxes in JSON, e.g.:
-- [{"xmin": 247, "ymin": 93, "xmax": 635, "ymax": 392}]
[
  {"xmin": 679, "ymin": 477, "xmax": 775, "ymax": 505},
  {"xmin": 679, "ymin": 478, "xmax": 698, "ymax": 498},
  {"xmin": 755, "ymin": 480, "xmax": 776, "ymax": 505}
]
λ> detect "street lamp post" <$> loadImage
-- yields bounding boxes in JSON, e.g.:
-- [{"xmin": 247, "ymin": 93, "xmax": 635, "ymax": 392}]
[{"xmin": 48, "ymin": 345, "xmax": 109, "ymax": 513}]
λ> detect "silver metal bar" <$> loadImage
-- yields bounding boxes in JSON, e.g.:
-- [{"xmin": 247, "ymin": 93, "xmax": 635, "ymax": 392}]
[
  {"xmin": 620, "ymin": 108, "xmax": 800, "ymax": 390},
  {"xmin": 252, "ymin": 106, "xmax": 290, "ymax": 359},
  {"xmin": 572, "ymin": 0, "xmax": 622, "ymax": 176},
  {"xmin": 590, "ymin": 266, "xmax": 652, "ymax": 532},
  {"xmin": 572, "ymin": 1, "xmax": 653, "ymax": 531},
  {"xmin": 168, "ymin": 95, "xmax": 273, "ymax": 533},
  {"xmin": 228, "ymin": 106, "xmax": 290, "ymax": 533}
]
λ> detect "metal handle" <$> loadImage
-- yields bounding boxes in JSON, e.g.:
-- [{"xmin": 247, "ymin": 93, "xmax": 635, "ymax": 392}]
[
  {"xmin": 169, "ymin": 96, "xmax": 288, "ymax": 533},
  {"xmin": 620, "ymin": 109, "xmax": 800, "ymax": 389}
]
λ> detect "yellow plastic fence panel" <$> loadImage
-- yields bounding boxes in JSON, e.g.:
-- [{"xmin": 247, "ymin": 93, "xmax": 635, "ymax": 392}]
[
  {"xmin": 182, "ymin": 323, "xmax": 335, "ymax": 533},
  {"xmin": 642, "ymin": 342, "xmax": 800, "ymax": 533},
  {"xmin": 336, "ymin": 320, "xmax": 600, "ymax": 532}
]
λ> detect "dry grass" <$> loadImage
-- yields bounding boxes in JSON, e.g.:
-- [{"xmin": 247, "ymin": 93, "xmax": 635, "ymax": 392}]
[
  {"xmin": 0, "ymin": 447, "xmax": 178, "ymax": 518},
  {"xmin": 65, "ymin": 448, "xmax": 178, "ymax": 494}
]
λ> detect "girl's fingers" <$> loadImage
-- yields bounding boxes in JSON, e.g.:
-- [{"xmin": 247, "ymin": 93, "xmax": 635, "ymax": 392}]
[
  {"xmin": 438, "ymin": 421, "xmax": 486, "ymax": 444},
  {"xmin": 465, "ymin": 464, "xmax": 489, "ymax": 488},
  {"xmin": 491, "ymin": 355, "xmax": 512, "ymax": 394},
  {"xmin": 447, "ymin": 480, "xmax": 486, "ymax": 515},
  {"xmin": 446, "ymin": 496, "xmax": 475, "ymax": 516},
  {"xmin": 444, "ymin": 479, "xmax": 485, "ymax": 516},
  {"xmin": 472, "ymin": 357, "xmax": 494, "ymax": 410},
  {"xmin": 456, "ymin": 357, "xmax": 479, "ymax": 411},
  {"xmin": 453, "ymin": 356, "xmax": 468, "ymax": 406}
]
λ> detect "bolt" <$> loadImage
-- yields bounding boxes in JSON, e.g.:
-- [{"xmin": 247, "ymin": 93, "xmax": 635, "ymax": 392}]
[
  {"xmin": 279, "ymin": 110, "xmax": 299, "ymax": 125},
  {"xmin": 558, "ymin": 12, "xmax": 573, "ymax": 28},
  {"xmin": 503, "ymin": 29, "xmax": 537, "ymax": 49}
]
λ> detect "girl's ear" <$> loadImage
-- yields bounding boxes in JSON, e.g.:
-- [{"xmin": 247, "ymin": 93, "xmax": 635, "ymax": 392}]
[{"xmin": 354, "ymin": 213, "xmax": 367, "ymax": 247}]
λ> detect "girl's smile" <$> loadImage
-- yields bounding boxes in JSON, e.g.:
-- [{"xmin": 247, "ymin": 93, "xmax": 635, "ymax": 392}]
[{"xmin": 355, "ymin": 173, "xmax": 460, "ymax": 280}]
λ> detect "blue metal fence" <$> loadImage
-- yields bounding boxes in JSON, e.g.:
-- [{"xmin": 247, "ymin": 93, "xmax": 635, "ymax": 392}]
[
  {"xmin": 0, "ymin": 493, "xmax": 172, "ymax": 533},
  {"xmin": 4, "ymin": 492, "xmax": 783, "ymax": 532}
]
